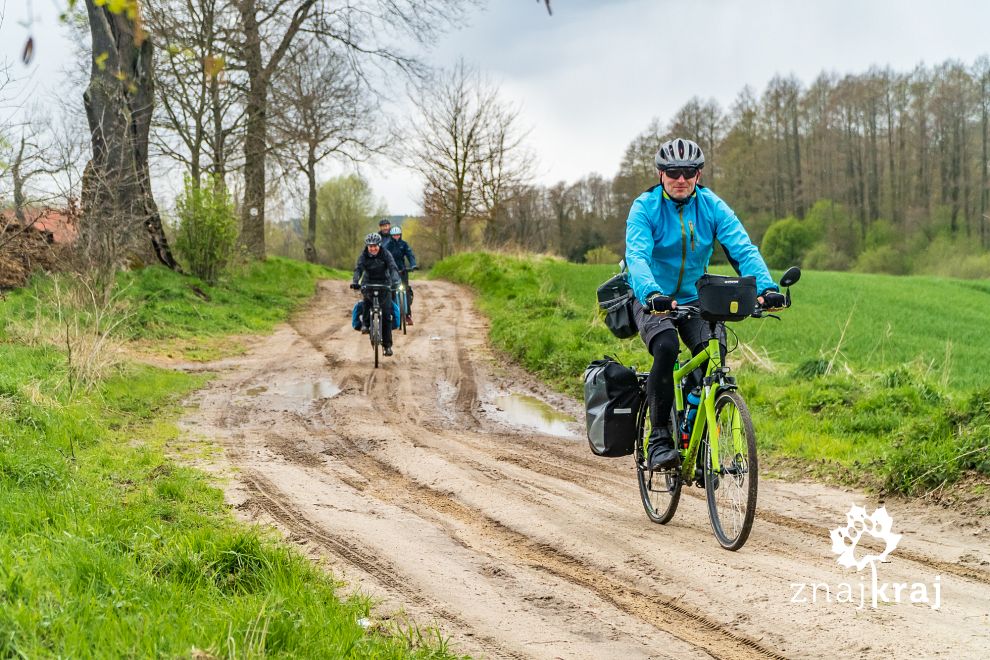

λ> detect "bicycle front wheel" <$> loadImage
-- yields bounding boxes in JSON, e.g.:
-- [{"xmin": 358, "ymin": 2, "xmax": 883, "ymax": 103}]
[
  {"xmin": 635, "ymin": 399, "xmax": 681, "ymax": 524},
  {"xmin": 371, "ymin": 310, "xmax": 382, "ymax": 368},
  {"xmin": 705, "ymin": 389, "xmax": 758, "ymax": 551}
]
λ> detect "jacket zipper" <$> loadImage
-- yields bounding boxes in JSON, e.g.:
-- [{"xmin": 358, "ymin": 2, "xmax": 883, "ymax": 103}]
[
  {"xmin": 674, "ymin": 207, "xmax": 687, "ymax": 297},
  {"xmin": 689, "ymin": 220, "xmax": 695, "ymax": 252}
]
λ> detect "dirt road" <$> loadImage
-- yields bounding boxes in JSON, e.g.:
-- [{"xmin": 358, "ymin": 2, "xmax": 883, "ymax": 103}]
[{"xmin": 179, "ymin": 280, "xmax": 990, "ymax": 659}]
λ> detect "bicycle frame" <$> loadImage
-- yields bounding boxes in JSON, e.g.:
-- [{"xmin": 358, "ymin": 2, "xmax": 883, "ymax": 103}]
[{"xmin": 671, "ymin": 329, "xmax": 738, "ymax": 483}]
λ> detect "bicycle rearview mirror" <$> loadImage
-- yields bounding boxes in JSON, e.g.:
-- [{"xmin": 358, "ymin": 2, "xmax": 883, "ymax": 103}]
[{"xmin": 780, "ymin": 266, "xmax": 801, "ymax": 288}]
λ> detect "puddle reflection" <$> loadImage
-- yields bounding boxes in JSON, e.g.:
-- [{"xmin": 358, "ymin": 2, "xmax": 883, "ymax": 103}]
[
  {"xmin": 494, "ymin": 393, "xmax": 574, "ymax": 437},
  {"xmin": 245, "ymin": 378, "xmax": 341, "ymax": 405}
]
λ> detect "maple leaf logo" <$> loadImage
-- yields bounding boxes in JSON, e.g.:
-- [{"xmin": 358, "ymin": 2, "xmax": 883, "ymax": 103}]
[{"xmin": 829, "ymin": 505, "xmax": 902, "ymax": 571}]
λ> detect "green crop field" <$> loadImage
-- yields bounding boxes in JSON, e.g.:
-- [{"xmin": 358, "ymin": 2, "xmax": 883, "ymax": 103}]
[{"xmin": 433, "ymin": 252, "xmax": 990, "ymax": 497}]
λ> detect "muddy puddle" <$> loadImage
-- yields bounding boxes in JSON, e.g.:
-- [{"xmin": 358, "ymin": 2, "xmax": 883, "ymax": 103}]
[
  {"xmin": 489, "ymin": 392, "xmax": 577, "ymax": 437},
  {"xmin": 244, "ymin": 378, "xmax": 341, "ymax": 410}
]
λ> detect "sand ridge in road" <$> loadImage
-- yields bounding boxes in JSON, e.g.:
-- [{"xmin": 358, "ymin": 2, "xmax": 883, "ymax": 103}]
[{"xmin": 178, "ymin": 279, "xmax": 990, "ymax": 660}]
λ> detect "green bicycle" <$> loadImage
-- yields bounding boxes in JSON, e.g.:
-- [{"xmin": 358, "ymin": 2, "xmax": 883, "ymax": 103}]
[{"xmin": 635, "ymin": 267, "xmax": 801, "ymax": 551}]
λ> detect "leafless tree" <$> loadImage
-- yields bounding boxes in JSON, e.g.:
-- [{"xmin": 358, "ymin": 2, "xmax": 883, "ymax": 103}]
[
  {"xmin": 145, "ymin": 0, "xmax": 244, "ymax": 185},
  {"xmin": 407, "ymin": 59, "xmax": 531, "ymax": 251},
  {"xmin": 270, "ymin": 42, "xmax": 379, "ymax": 262},
  {"xmin": 230, "ymin": 0, "xmax": 472, "ymax": 259}
]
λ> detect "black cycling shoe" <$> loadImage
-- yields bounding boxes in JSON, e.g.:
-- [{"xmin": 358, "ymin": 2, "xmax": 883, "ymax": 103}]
[
  {"xmin": 647, "ymin": 428, "xmax": 680, "ymax": 471},
  {"xmin": 383, "ymin": 347, "xmax": 393, "ymax": 356}
]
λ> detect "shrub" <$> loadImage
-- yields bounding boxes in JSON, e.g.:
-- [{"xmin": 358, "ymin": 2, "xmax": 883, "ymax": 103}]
[
  {"xmin": 583, "ymin": 245, "xmax": 621, "ymax": 265},
  {"xmin": 854, "ymin": 245, "xmax": 909, "ymax": 275},
  {"xmin": 173, "ymin": 176, "xmax": 239, "ymax": 284},
  {"xmin": 803, "ymin": 242, "xmax": 852, "ymax": 271},
  {"xmin": 761, "ymin": 217, "xmax": 817, "ymax": 268}
]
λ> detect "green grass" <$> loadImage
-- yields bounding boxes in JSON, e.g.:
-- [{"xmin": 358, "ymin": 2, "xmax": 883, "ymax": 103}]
[
  {"xmin": 0, "ymin": 259, "xmax": 459, "ymax": 658},
  {"xmin": 432, "ymin": 252, "xmax": 990, "ymax": 496},
  {"xmin": 1, "ymin": 257, "xmax": 349, "ymax": 362}
]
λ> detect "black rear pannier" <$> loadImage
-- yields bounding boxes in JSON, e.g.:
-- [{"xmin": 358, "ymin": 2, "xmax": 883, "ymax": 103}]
[
  {"xmin": 696, "ymin": 274, "xmax": 757, "ymax": 322},
  {"xmin": 583, "ymin": 356, "xmax": 640, "ymax": 457},
  {"xmin": 597, "ymin": 272, "xmax": 637, "ymax": 339}
]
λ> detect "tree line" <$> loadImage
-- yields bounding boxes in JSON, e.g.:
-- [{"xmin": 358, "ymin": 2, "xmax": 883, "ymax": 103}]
[{"xmin": 445, "ymin": 58, "xmax": 990, "ymax": 278}]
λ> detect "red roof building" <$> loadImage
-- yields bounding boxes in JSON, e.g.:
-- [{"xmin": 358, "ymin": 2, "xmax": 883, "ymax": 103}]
[{"xmin": 0, "ymin": 207, "xmax": 78, "ymax": 244}]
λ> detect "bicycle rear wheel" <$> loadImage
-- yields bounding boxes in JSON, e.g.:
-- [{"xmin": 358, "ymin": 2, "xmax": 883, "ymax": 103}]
[
  {"xmin": 705, "ymin": 389, "xmax": 758, "ymax": 550},
  {"xmin": 371, "ymin": 309, "xmax": 382, "ymax": 368},
  {"xmin": 635, "ymin": 399, "xmax": 682, "ymax": 524}
]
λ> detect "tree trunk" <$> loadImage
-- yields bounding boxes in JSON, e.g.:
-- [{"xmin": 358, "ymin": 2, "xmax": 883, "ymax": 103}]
[
  {"xmin": 12, "ymin": 136, "xmax": 26, "ymax": 224},
  {"xmin": 982, "ymin": 72, "xmax": 989, "ymax": 248},
  {"xmin": 239, "ymin": 0, "xmax": 268, "ymax": 259},
  {"xmin": 210, "ymin": 74, "xmax": 226, "ymax": 186},
  {"xmin": 82, "ymin": 0, "xmax": 177, "ymax": 270},
  {"xmin": 305, "ymin": 149, "xmax": 318, "ymax": 263}
]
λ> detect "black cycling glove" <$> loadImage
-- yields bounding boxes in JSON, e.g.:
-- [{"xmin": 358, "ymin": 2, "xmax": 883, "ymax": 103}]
[
  {"xmin": 761, "ymin": 289, "xmax": 786, "ymax": 309},
  {"xmin": 645, "ymin": 292, "xmax": 674, "ymax": 313},
  {"xmin": 349, "ymin": 282, "xmax": 361, "ymax": 290}
]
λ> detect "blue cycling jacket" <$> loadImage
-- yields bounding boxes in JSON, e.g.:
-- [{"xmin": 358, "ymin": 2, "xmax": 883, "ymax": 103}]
[{"xmin": 625, "ymin": 185, "xmax": 778, "ymax": 304}]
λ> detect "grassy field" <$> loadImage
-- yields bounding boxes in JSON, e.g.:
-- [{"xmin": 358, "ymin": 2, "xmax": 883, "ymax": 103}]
[
  {"xmin": 433, "ymin": 252, "xmax": 990, "ymax": 497},
  {"xmin": 0, "ymin": 259, "xmax": 458, "ymax": 658}
]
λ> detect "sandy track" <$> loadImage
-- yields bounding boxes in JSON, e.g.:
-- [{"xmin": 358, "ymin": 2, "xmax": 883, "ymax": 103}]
[{"xmin": 179, "ymin": 280, "xmax": 990, "ymax": 659}]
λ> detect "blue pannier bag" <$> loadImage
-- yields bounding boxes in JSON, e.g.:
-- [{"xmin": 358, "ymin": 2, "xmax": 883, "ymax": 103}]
[
  {"xmin": 351, "ymin": 302, "xmax": 363, "ymax": 330},
  {"xmin": 351, "ymin": 300, "xmax": 401, "ymax": 330}
]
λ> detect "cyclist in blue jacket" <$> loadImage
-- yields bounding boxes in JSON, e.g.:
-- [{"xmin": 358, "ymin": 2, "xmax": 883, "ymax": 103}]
[
  {"xmin": 386, "ymin": 225, "xmax": 418, "ymax": 325},
  {"xmin": 626, "ymin": 137, "xmax": 785, "ymax": 470}
]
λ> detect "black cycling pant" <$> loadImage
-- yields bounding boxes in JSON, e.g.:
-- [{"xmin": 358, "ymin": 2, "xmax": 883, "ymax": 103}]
[
  {"xmin": 362, "ymin": 288, "xmax": 394, "ymax": 348},
  {"xmin": 646, "ymin": 318, "xmax": 726, "ymax": 432}
]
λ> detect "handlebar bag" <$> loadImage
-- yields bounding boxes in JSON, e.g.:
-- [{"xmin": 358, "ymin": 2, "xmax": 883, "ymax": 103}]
[
  {"xmin": 696, "ymin": 274, "xmax": 757, "ymax": 322},
  {"xmin": 583, "ymin": 356, "xmax": 640, "ymax": 457},
  {"xmin": 597, "ymin": 272, "xmax": 638, "ymax": 339}
]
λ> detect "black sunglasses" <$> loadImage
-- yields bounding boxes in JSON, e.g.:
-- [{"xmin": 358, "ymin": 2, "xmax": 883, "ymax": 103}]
[{"xmin": 663, "ymin": 167, "xmax": 700, "ymax": 180}]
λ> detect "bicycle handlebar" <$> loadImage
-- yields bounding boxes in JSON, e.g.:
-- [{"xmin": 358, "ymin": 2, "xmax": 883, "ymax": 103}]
[{"xmin": 654, "ymin": 300, "xmax": 790, "ymax": 322}]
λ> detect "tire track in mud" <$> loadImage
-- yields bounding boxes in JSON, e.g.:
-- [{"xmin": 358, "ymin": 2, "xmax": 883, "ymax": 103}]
[
  {"xmin": 323, "ymin": 428, "xmax": 789, "ymax": 660},
  {"xmin": 447, "ymin": 297, "xmax": 483, "ymax": 428},
  {"xmin": 241, "ymin": 471, "xmax": 529, "ymax": 660}
]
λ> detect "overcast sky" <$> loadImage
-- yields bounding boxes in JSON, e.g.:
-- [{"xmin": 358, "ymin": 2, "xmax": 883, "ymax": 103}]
[{"xmin": 4, "ymin": 0, "xmax": 990, "ymax": 216}]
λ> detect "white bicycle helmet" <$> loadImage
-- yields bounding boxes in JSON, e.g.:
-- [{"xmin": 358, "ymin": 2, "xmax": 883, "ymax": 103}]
[{"xmin": 655, "ymin": 138, "xmax": 705, "ymax": 171}]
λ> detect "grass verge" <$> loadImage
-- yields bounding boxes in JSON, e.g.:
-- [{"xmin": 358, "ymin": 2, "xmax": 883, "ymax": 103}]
[
  {"xmin": 0, "ymin": 259, "xmax": 460, "ymax": 658},
  {"xmin": 432, "ymin": 252, "xmax": 990, "ymax": 499}
]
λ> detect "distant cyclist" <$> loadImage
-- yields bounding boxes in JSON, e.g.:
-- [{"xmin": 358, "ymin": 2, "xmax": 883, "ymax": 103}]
[
  {"xmin": 625, "ymin": 137, "xmax": 784, "ymax": 471},
  {"xmin": 377, "ymin": 218, "xmax": 393, "ymax": 250},
  {"xmin": 350, "ymin": 233, "xmax": 401, "ymax": 356},
  {"xmin": 385, "ymin": 225, "xmax": 418, "ymax": 325}
]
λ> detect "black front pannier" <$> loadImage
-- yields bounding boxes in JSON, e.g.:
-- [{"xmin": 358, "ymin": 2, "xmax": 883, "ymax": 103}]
[
  {"xmin": 696, "ymin": 274, "xmax": 758, "ymax": 322},
  {"xmin": 583, "ymin": 356, "xmax": 641, "ymax": 457},
  {"xmin": 597, "ymin": 272, "xmax": 638, "ymax": 339}
]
